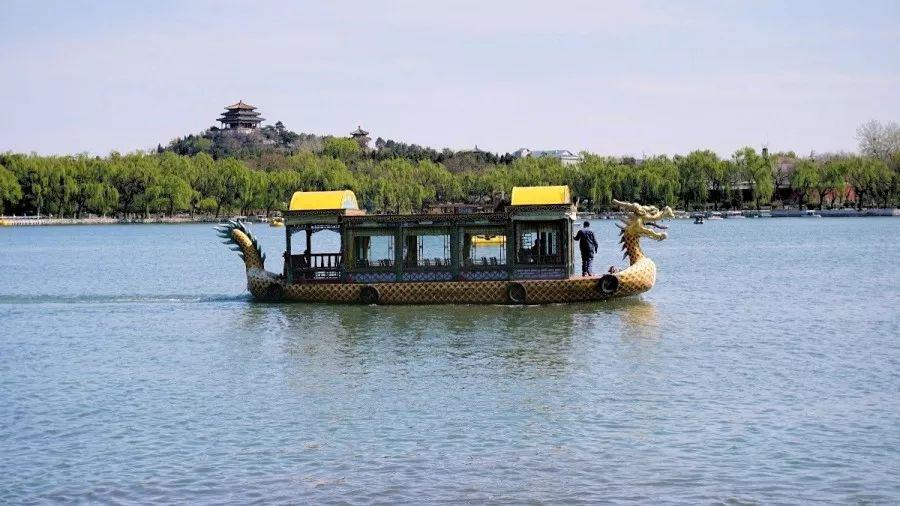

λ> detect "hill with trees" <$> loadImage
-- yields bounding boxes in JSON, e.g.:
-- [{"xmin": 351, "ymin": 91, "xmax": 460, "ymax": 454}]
[{"xmin": 1, "ymin": 121, "xmax": 898, "ymax": 218}]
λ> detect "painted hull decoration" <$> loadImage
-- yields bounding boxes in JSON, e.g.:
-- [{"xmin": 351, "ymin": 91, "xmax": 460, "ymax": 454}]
[{"xmin": 217, "ymin": 188, "xmax": 673, "ymax": 305}]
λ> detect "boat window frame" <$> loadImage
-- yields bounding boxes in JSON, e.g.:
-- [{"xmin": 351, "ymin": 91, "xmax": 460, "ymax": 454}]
[
  {"xmin": 513, "ymin": 220, "xmax": 567, "ymax": 266},
  {"xmin": 400, "ymin": 226, "xmax": 453, "ymax": 270},
  {"xmin": 348, "ymin": 228, "xmax": 397, "ymax": 271},
  {"xmin": 459, "ymin": 225, "xmax": 508, "ymax": 269},
  {"xmin": 285, "ymin": 223, "xmax": 345, "ymax": 282}
]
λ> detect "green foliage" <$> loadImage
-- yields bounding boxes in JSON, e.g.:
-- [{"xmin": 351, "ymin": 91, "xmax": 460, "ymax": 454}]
[
  {"xmin": 733, "ymin": 147, "xmax": 774, "ymax": 210},
  {"xmin": 675, "ymin": 151, "xmax": 711, "ymax": 210},
  {"xmin": 322, "ymin": 137, "xmax": 361, "ymax": 161},
  {"xmin": 154, "ymin": 174, "xmax": 193, "ymax": 215},
  {"xmin": 0, "ymin": 164, "xmax": 23, "ymax": 214},
  {"xmin": 789, "ymin": 159, "xmax": 819, "ymax": 208},
  {"xmin": 844, "ymin": 156, "xmax": 895, "ymax": 210},
  {"xmin": 3, "ymin": 120, "xmax": 900, "ymax": 218},
  {"xmin": 259, "ymin": 170, "xmax": 301, "ymax": 215},
  {"xmin": 198, "ymin": 197, "xmax": 218, "ymax": 214},
  {"xmin": 813, "ymin": 161, "xmax": 847, "ymax": 209}
]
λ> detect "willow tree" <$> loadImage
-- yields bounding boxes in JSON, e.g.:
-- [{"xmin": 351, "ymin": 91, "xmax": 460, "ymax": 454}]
[
  {"xmin": 733, "ymin": 147, "xmax": 774, "ymax": 210},
  {"xmin": 676, "ymin": 150, "xmax": 717, "ymax": 209},
  {"xmin": 813, "ymin": 161, "xmax": 846, "ymax": 209},
  {"xmin": 0, "ymin": 165, "xmax": 22, "ymax": 214},
  {"xmin": 789, "ymin": 159, "xmax": 818, "ymax": 209},
  {"xmin": 573, "ymin": 155, "xmax": 617, "ymax": 210},
  {"xmin": 260, "ymin": 170, "xmax": 301, "ymax": 216},
  {"xmin": 110, "ymin": 154, "xmax": 160, "ymax": 216}
]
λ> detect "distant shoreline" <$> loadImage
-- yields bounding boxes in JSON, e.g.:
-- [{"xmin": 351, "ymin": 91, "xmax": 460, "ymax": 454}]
[
  {"xmin": 3, "ymin": 208, "xmax": 899, "ymax": 227},
  {"xmin": 0, "ymin": 216, "xmax": 221, "ymax": 227}
]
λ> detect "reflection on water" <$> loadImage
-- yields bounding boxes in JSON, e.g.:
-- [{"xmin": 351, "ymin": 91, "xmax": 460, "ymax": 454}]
[
  {"xmin": 233, "ymin": 298, "xmax": 663, "ymax": 377},
  {"xmin": 614, "ymin": 299, "xmax": 660, "ymax": 340}
]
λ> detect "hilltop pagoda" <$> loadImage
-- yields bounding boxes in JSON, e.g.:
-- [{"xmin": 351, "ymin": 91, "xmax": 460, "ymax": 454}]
[
  {"xmin": 350, "ymin": 125, "xmax": 371, "ymax": 150},
  {"xmin": 218, "ymin": 101, "xmax": 265, "ymax": 131}
]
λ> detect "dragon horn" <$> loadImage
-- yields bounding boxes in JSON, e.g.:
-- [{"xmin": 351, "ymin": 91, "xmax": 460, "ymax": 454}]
[{"xmin": 612, "ymin": 199, "xmax": 633, "ymax": 210}]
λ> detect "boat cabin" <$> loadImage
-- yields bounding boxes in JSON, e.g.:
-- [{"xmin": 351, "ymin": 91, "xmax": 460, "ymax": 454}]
[{"xmin": 282, "ymin": 186, "xmax": 577, "ymax": 284}]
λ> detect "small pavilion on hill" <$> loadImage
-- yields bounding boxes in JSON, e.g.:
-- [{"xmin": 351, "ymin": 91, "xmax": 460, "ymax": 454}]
[
  {"xmin": 217, "ymin": 101, "xmax": 265, "ymax": 131},
  {"xmin": 350, "ymin": 125, "xmax": 371, "ymax": 150}
]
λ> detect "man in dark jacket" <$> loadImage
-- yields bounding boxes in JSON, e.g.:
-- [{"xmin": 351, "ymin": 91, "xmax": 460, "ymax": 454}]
[{"xmin": 574, "ymin": 221, "xmax": 599, "ymax": 276}]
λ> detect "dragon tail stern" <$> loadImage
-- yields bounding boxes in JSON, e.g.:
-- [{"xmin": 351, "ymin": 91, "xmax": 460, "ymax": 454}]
[
  {"xmin": 216, "ymin": 221, "xmax": 285, "ymax": 301},
  {"xmin": 215, "ymin": 220, "xmax": 267, "ymax": 271}
]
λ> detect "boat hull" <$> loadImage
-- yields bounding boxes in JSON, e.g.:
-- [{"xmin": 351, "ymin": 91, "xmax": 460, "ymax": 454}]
[{"xmin": 245, "ymin": 257, "xmax": 657, "ymax": 304}]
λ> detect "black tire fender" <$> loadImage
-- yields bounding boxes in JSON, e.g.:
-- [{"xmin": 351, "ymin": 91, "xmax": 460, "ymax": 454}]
[
  {"xmin": 360, "ymin": 285, "xmax": 380, "ymax": 305},
  {"xmin": 507, "ymin": 282, "xmax": 527, "ymax": 304},
  {"xmin": 597, "ymin": 274, "xmax": 620, "ymax": 295}
]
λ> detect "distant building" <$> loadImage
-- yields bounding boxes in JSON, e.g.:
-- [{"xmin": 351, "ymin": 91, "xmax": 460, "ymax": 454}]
[
  {"xmin": 217, "ymin": 101, "xmax": 265, "ymax": 132},
  {"xmin": 513, "ymin": 148, "xmax": 582, "ymax": 166},
  {"xmin": 350, "ymin": 126, "xmax": 371, "ymax": 150}
]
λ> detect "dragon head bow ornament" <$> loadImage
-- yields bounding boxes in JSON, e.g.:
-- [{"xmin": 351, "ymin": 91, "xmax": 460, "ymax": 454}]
[
  {"xmin": 612, "ymin": 199, "xmax": 675, "ymax": 242},
  {"xmin": 602, "ymin": 199, "xmax": 675, "ymax": 296}
]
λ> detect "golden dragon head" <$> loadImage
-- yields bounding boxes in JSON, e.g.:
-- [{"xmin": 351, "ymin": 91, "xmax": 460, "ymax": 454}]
[{"xmin": 611, "ymin": 199, "xmax": 675, "ymax": 241}]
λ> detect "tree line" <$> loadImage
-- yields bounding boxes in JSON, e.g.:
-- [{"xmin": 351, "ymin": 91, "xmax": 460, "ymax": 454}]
[{"xmin": 1, "ymin": 122, "xmax": 898, "ymax": 217}]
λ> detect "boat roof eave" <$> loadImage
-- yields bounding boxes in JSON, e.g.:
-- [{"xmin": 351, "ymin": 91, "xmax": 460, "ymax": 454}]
[{"xmin": 508, "ymin": 203, "xmax": 576, "ymax": 221}]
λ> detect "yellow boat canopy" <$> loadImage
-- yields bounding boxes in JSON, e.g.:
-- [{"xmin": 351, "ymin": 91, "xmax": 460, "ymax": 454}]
[
  {"xmin": 510, "ymin": 185, "xmax": 571, "ymax": 206},
  {"xmin": 289, "ymin": 190, "xmax": 359, "ymax": 211}
]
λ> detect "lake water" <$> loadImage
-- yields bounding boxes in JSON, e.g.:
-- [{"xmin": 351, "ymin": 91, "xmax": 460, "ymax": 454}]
[{"xmin": 1, "ymin": 218, "xmax": 899, "ymax": 503}]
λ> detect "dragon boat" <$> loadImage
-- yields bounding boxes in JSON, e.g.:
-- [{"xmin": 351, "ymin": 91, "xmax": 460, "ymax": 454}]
[{"xmin": 217, "ymin": 185, "xmax": 673, "ymax": 304}]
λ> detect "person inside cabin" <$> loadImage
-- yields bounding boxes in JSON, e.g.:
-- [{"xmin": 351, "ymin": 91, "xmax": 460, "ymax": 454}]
[
  {"xmin": 574, "ymin": 221, "xmax": 599, "ymax": 276},
  {"xmin": 529, "ymin": 237, "xmax": 542, "ymax": 263}
]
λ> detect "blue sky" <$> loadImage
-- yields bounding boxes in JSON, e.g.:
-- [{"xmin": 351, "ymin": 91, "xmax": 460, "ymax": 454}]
[{"xmin": 2, "ymin": 0, "xmax": 898, "ymax": 157}]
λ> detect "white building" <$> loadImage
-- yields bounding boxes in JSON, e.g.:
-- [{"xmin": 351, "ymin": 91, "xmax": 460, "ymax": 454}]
[{"xmin": 513, "ymin": 148, "xmax": 582, "ymax": 166}]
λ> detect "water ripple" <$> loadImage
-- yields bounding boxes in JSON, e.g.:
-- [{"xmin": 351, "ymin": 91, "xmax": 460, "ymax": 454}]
[{"xmin": 1, "ymin": 220, "xmax": 899, "ymax": 503}]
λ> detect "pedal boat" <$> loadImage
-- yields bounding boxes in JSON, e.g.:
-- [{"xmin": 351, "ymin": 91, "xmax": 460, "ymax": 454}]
[{"xmin": 217, "ymin": 186, "xmax": 673, "ymax": 304}]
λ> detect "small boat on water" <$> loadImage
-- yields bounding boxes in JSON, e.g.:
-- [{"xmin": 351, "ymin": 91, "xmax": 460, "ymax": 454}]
[
  {"xmin": 693, "ymin": 215, "xmax": 705, "ymax": 224},
  {"xmin": 706, "ymin": 212, "xmax": 724, "ymax": 220},
  {"xmin": 217, "ymin": 185, "xmax": 674, "ymax": 304},
  {"xmin": 269, "ymin": 216, "xmax": 285, "ymax": 227},
  {"xmin": 471, "ymin": 234, "xmax": 506, "ymax": 246}
]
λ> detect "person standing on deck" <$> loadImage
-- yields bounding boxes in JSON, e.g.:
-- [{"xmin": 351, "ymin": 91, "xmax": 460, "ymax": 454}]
[{"xmin": 574, "ymin": 221, "xmax": 599, "ymax": 276}]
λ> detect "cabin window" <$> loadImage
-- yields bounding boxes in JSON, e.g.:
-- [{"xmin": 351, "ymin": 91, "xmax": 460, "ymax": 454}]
[
  {"xmin": 289, "ymin": 227, "xmax": 343, "ymax": 281},
  {"xmin": 403, "ymin": 228, "xmax": 451, "ymax": 268},
  {"xmin": 516, "ymin": 222, "xmax": 564, "ymax": 265},
  {"xmin": 353, "ymin": 233, "xmax": 394, "ymax": 268},
  {"xmin": 461, "ymin": 229, "xmax": 507, "ymax": 267},
  {"xmin": 291, "ymin": 228, "xmax": 340, "ymax": 258}
]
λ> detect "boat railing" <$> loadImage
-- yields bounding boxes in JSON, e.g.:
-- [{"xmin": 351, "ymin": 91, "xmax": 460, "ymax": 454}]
[
  {"xmin": 290, "ymin": 253, "xmax": 343, "ymax": 281},
  {"xmin": 404, "ymin": 257, "xmax": 453, "ymax": 268},
  {"xmin": 355, "ymin": 258, "xmax": 394, "ymax": 268},
  {"xmin": 292, "ymin": 253, "xmax": 343, "ymax": 268},
  {"xmin": 463, "ymin": 257, "xmax": 504, "ymax": 267}
]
